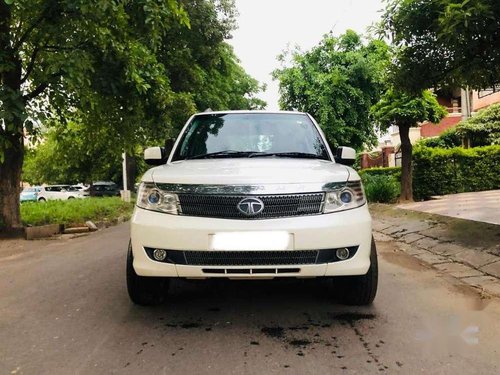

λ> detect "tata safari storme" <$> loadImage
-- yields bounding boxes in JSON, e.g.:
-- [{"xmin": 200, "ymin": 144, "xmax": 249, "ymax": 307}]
[{"xmin": 128, "ymin": 111, "xmax": 377, "ymax": 306}]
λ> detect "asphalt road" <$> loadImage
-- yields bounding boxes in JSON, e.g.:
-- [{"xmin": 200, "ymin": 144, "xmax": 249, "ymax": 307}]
[{"xmin": 1, "ymin": 223, "xmax": 499, "ymax": 374}]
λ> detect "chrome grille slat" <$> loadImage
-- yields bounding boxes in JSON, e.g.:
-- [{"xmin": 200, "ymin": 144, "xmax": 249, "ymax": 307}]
[{"xmin": 178, "ymin": 193, "xmax": 324, "ymax": 219}]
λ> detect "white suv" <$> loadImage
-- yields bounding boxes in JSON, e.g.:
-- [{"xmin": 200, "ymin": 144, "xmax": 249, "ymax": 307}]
[
  {"xmin": 37, "ymin": 185, "xmax": 85, "ymax": 201},
  {"xmin": 128, "ymin": 111, "xmax": 377, "ymax": 306}
]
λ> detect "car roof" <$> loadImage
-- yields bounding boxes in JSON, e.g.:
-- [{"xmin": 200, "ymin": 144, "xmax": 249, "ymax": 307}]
[{"xmin": 192, "ymin": 110, "xmax": 307, "ymax": 116}]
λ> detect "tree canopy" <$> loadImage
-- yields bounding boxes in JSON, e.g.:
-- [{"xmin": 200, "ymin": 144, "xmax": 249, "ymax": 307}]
[
  {"xmin": 0, "ymin": 0, "xmax": 264, "ymax": 230},
  {"xmin": 370, "ymin": 90, "xmax": 448, "ymax": 130},
  {"xmin": 273, "ymin": 30, "xmax": 390, "ymax": 150},
  {"xmin": 380, "ymin": 0, "xmax": 500, "ymax": 92}
]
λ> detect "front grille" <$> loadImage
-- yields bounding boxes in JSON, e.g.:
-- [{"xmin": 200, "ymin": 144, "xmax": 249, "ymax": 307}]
[{"xmin": 178, "ymin": 193, "xmax": 324, "ymax": 219}]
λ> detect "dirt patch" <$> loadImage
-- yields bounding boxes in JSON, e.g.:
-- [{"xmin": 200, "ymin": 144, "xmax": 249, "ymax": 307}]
[
  {"xmin": 289, "ymin": 339, "xmax": 311, "ymax": 347},
  {"xmin": 329, "ymin": 313, "xmax": 376, "ymax": 323},
  {"xmin": 261, "ymin": 326, "xmax": 285, "ymax": 339},
  {"xmin": 380, "ymin": 250, "xmax": 429, "ymax": 271}
]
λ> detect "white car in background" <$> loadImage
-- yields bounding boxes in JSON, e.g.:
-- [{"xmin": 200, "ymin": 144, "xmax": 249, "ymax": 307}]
[{"xmin": 37, "ymin": 185, "xmax": 86, "ymax": 201}]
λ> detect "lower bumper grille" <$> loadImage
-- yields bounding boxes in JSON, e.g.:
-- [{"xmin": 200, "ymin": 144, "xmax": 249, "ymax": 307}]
[
  {"xmin": 184, "ymin": 250, "xmax": 318, "ymax": 266},
  {"xmin": 144, "ymin": 247, "xmax": 359, "ymax": 266}
]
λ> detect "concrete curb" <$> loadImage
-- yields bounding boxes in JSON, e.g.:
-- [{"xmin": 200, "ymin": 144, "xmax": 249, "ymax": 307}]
[{"xmin": 373, "ymin": 213, "xmax": 500, "ymax": 298}]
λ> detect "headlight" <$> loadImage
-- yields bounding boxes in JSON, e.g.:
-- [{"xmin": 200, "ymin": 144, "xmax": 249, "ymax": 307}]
[
  {"xmin": 136, "ymin": 182, "xmax": 179, "ymax": 214},
  {"xmin": 323, "ymin": 180, "xmax": 366, "ymax": 213}
]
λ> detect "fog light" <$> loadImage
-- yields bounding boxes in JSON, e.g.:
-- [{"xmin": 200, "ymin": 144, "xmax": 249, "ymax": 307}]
[
  {"xmin": 336, "ymin": 247, "xmax": 350, "ymax": 260},
  {"xmin": 153, "ymin": 248, "xmax": 167, "ymax": 261}
]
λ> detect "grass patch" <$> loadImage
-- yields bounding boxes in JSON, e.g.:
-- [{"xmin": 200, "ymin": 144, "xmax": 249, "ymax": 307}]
[{"xmin": 21, "ymin": 197, "xmax": 134, "ymax": 226}]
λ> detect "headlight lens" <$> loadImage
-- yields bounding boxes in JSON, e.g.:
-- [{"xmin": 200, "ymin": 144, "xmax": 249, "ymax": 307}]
[
  {"xmin": 137, "ymin": 182, "xmax": 179, "ymax": 214},
  {"xmin": 323, "ymin": 180, "xmax": 366, "ymax": 213}
]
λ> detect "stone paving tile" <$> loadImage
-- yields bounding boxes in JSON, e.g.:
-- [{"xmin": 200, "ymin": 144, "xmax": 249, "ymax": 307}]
[
  {"xmin": 413, "ymin": 237, "xmax": 440, "ymax": 251},
  {"xmin": 373, "ymin": 232, "xmax": 393, "ymax": 242},
  {"xmin": 372, "ymin": 220, "xmax": 392, "ymax": 232},
  {"xmin": 400, "ymin": 233, "xmax": 425, "ymax": 244},
  {"xmin": 483, "ymin": 283, "xmax": 500, "ymax": 297},
  {"xmin": 431, "ymin": 243, "xmax": 471, "ymax": 256},
  {"xmin": 397, "ymin": 242, "xmax": 427, "ymax": 256},
  {"xmin": 480, "ymin": 261, "xmax": 500, "ymax": 279},
  {"xmin": 381, "ymin": 225, "xmax": 407, "ymax": 236},
  {"xmin": 452, "ymin": 250, "xmax": 500, "ymax": 269},
  {"xmin": 432, "ymin": 262, "xmax": 484, "ymax": 278},
  {"xmin": 413, "ymin": 251, "xmax": 450, "ymax": 265},
  {"xmin": 460, "ymin": 275, "xmax": 499, "ymax": 287},
  {"xmin": 397, "ymin": 220, "xmax": 436, "ymax": 234}
]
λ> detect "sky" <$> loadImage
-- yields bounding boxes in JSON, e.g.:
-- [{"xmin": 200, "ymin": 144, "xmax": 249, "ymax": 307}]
[{"xmin": 230, "ymin": 0, "xmax": 385, "ymax": 110}]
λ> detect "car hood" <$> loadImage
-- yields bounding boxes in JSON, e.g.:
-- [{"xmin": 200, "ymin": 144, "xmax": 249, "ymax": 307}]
[{"xmin": 147, "ymin": 159, "xmax": 352, "ymax": 186}]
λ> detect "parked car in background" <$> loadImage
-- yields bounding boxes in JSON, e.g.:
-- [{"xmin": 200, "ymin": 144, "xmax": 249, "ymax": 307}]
[
  {"xmin": 20, "ymin": 186, "xmax": 41, "ymax": 202},
  {"xmin": 37, "ymin": 185, "xmax": 86, "ymax": 201},
  {"xmin": 89, "ymin": 181, "xmax": 121, "ymax": 197},
  {"xmin": 71, "ymin": 184, "xmax": 90, "ymax": 197}
]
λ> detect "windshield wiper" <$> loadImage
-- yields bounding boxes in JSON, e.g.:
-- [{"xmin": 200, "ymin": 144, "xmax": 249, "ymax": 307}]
[
  {"xmin": 185, "ymin": 150, "xmax": 254, "ymax": 160},
  {"xmin": 248, "ymin": 152, "xmax": 325, "ymax": 159}
]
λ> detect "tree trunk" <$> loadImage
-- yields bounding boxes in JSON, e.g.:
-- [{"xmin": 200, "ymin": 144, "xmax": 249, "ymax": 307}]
[
  {"xmin": 399, "ymin": 125, "xmax": 413, "ymax": 202},
  {"xmin": 0, "ymin": 132, "xmax": 24, "ymax": 232},
  {"xmin": 0, "ymin": 1, "xmax": 25, "ymax": 232}
]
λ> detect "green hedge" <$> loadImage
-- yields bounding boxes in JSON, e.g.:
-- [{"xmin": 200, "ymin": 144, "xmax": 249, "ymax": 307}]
[
  {"xmin": 358, "ymin": 145, "xmax": 500, "ymax": 201},
  {"xmin": 358, "ymin": 166, "xmax": 401, "ymax": 180},
  {"xmin": 412, "ymin": 145, "xmax": 500, "ymax": 200}
]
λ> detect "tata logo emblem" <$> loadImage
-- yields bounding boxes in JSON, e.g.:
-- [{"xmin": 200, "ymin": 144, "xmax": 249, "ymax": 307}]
[{"xmin": 237, "ymin": 197, "xmax": 264, "ymax": 216}]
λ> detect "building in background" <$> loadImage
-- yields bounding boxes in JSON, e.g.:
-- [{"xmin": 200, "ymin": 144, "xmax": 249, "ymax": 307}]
[{"xmin": 361, "ymin": 86, "xmax": 500, "ymax": 169}]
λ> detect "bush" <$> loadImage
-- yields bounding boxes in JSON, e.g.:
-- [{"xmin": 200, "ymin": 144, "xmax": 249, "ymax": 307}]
[
  {"xmin": 412, "ymin": 145, "xmax": 500, "ymax": 200},
  {"xmin": 21, "ymin": 197, "xmax": 134, "ymax": 226},
  {"xmin": 358, "ymin": 168, "xmax": 401, "ymax": 203},
  {"xmin": 418, "ymin": 127, "xmax": 462, "ymax": 148},
  {"xmin": 456, "ymin": 103, "xmax": 500, "ymax": 146},
  {"xmin": 362, "ymin": 174, "xmax": 400, "ymax": 203}
]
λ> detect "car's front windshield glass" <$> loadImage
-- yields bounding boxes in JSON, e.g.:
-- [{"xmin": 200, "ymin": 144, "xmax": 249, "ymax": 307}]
[{"xmin": 172, "ymin": 113, "xmax": 330, "ymax": 161}]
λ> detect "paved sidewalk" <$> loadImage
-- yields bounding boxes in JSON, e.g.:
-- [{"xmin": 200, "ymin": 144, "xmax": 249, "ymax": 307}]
[
  {"xmin": 398, "ymin": 190, "xmax": 500, "ymax": 225},
  {"xmin": 371, "ymin": 204, "xmax": 500, "ymax": 298}
]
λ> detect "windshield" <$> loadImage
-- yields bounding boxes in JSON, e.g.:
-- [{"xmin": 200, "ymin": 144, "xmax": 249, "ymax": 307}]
[{"xmin": 172, "ymin": 113, "xmax": 330, "ymax": 161}]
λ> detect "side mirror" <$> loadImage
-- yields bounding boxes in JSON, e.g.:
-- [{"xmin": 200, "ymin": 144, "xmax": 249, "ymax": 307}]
[
  {"xmin": 144, "ymin": 147, "xmax": 165, "ymax": 166},
  {"xmin": 334, "ymin": 146, "xmax": 356, "ymax": 166}
]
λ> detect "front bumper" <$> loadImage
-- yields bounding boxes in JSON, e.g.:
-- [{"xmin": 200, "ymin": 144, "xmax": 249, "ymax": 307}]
[{"xmin": 130, "ymin": 205, "xmax": 372, "ymax": 279}]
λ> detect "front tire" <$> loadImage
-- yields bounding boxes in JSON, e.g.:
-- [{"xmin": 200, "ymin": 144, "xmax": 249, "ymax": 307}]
[
  {"xmin": 126, "ymin": 243, "xmax": 169, "ymax": 306},
  {"xmin": 336, "ymin": 237, "xmax": 378, "ymax": 306}
]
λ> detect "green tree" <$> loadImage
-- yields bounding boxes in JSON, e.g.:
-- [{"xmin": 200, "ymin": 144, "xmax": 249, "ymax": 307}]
[
  {"xmin": 273, "ymin": 30, "xmax": 390, "ymax": 150},
  {"xmin": 160, "ymin": 0, "xmax": 265, "ymax": 118},
  {"xmin": 380, "ymin": 0, "xmax": 500, "ymax": 92},
  {"xmin": 1, "ymin": 0, "xmax": 264, "ymax": 231},
  {"xmin": 0, "ymin": 0, "xmax": 190, "ymax": 230},
  {"xmin": 22, "ymin": 120, "xmax": 127, "ymax": 185},
  {"xmin": 371, "ymin": 89, "xmax": 447, "ymax": 201}
]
